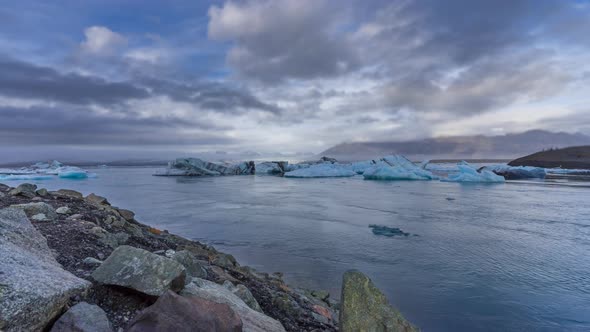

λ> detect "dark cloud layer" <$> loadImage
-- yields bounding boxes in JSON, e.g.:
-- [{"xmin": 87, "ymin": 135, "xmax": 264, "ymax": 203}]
[{"xmin": 0, "ymin": 106, "xmax": 234, "ymax": 146}]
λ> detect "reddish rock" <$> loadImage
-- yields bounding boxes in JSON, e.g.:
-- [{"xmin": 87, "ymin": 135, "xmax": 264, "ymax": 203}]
[
  {"xmin": 313, "ymin": 305, "xmax": 332, "ymax": 322},
  {"xmin": 126, "ymin": 291, "xmax": 243, "ymax": 332}
]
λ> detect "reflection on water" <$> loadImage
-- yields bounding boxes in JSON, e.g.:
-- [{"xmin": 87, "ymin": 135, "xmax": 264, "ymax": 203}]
[{"xmin": 2, "ymin": 166, "xmax": 590, "ymax": 332}]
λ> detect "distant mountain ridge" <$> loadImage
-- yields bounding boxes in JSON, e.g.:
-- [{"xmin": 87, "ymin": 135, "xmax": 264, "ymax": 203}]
[{"xmin": 320, "ymin": 130, "xmax": 590, "ymax": 161}]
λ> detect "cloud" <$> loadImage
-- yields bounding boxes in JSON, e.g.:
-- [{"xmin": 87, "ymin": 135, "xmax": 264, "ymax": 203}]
[
  {"xmin": 80, "ymin": 26, "xmax": 127, "ymax": 55},
  {"xmin": 0, "ymin": 105, "xmax": 234, "ymax": 146},
  {"xmin": 0, "ymin": 57, "xmax": 149, "ymax": 105},
  {"xmin": 208, "ymin": 0, "xmax": 359, "ymax": 82},
  {"xmin": 0, "ymin": 57, "xmax": 281, "ymax": 115}
]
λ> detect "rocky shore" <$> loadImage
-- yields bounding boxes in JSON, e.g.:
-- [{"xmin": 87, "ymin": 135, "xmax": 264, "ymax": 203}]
[{"xmin": 0, "ymin": 182, "xmax": 417, "ymax": 332}]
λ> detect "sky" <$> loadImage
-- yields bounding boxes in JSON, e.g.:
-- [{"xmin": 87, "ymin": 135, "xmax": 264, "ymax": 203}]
[{"xmin": 1, "ymin": 0, "xmax": 590, "ymax": 162}]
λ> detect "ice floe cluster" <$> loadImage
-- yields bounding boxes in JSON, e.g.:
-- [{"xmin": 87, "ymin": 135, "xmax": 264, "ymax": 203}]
[
  {"xmin": 0, "ymin": 160, "xmax": 94, "ymax": 181},
  {"xmin": 155, "ymin": 154, "xmax": 590, "ymax": 184}
]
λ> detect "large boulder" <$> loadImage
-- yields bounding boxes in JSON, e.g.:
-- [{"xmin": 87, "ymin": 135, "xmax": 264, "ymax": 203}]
[
  {"xmin": 85, "ymin": 193, "xmax": 110, "ymax": 206},
  {"xmin": 182, "ymin": 278, "xmax": 286, "ymax": 332},
  {"xmin": 50, "ymin": 302, "xmax": 113, "ymax": 332},
  {"xmin": 126, "ymin": 290, "xmax": 243, "ymax": 332},
  {"xmin": 53, "ymin": 189, "xmax": 84, "ymax": 199},
  {"xmin": 8, "ymin": 183, "xmax": 37, "ymax": 198},
  {"xmin": 91, "ymin": 245, "xmax": 186, "ymax": 297},
  {"xmin": 10, "ymin": 202, "xmax": 58, "ymax": 220},
  {"xmin": 0, "ymin": 208, "xmax": 91, "ymax": 331},
  {"xmin": 223, "ymin": 281, "xmax": 262, "ymax": 313},
  {"xmin": 339, "ymin": 270, "xmax": 417, "ymax": 332}
]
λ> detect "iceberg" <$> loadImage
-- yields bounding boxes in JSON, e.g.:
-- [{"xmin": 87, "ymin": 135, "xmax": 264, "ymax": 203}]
[
  {"xmin": 544, "ymin": 168, "xmax": 590, "ymax": 175},
  {"xmin": 483, "ymin": 164, "xmax": 546, "ymax": 180},
  {"xmin": 155, "ymin": 158, "xmax": 255, "ymax": 176},
  {"xmin": 256, "ymin": 161, "xmax": 289, "ymax": 175},
  {"xmin": 0, "ymin": 160, "xmax": 93, "ymax": 180},
  {"xmin": 0, "ymin": 174, "xmax": 54, "ymax": 181},
  {"xmin": 442, "ymin": 162, "xmax": 505, "ymax": 183},
  {"xmin": 369, "ymin": 225, "xmax": 411, "ymax": 237},
  {"xmin": 284, "ymin": 163, "xmax": 357, "ymax": 178},
  {"xmin": 362, "ymin": 155, "xmax": 438, "ymax": 180}
]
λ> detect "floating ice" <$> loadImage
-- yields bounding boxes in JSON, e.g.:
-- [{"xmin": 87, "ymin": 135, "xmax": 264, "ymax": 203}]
[
  {"xmin": 349, "ymin": 160, "xmax": 377, "ymax": 174},
  {"xmin": 0, "ymin": 160, "xmax": 93, "ymax": 180},
  {"xmin": 544, "ymin": 168, "xmax": 590, "ymax": 175},
  {"xmin": 256, "ymin": 161, "xmax": 289, "ymax": 175},
  {"xmin": 442, "ymin": 162, "xmax": 505, "ymax": 183},
  {"xmin": 0, "ymin": 174, "xmax": 54, "ymax": 181},
  {"xmin": 363, "ymin": 155, "xmax": 438, "ymax": 180},
  {"xmin": 155, "ymin": 158, "xmax": 255, "ymax": 176},
  {"xmin": 369, "ymin": 225, "xmax": 411, "ymax": 237},
  {"xmin": 484, "ymin": 164, "xmax": 546, "ymax": 180},
  {"xmin": 284, "ymin": 163, "xmax": 357, "ymax": 178}
]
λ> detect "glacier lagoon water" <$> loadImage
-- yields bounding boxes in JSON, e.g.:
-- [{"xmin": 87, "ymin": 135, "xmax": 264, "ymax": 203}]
[{"xmin": 3, "ymin": 166, "xmax": 590, "ymax": 331}]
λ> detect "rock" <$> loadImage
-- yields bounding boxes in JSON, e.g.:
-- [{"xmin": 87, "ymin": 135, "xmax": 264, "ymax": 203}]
[
  {"xmin": 117, "ymin": 208, "xmax": 135, "ymax": 221},
  {"xmin": 311, "ymin": 289, "xmax": 330, "ymax": 302},
  {"xmin": 54, "ymin": 189, "xmax": 84, "ymax": 199},
  {"xmin": 211, "ymin": 252, "xmax": 238, "ymax": 268},
  {"xmin": 8, "ymin": 183, "xmax": 37, "ymax": 198},
  {"xmin": 0, "ymin": 208, "xmax": 90, "ymax": 331},
  {"xmin": 126, "ymin": 290, "xmax": 242, "ymax": 332},
  {"xmin": 172, "ymin": 250, "xmax": 208, "ymax": 278},
  {"xmin": 223, "ymin": 281, "xmax": 262, "ymax": 313},
  {"xmin": 31, "ymin": 213, "xmax": 50, "ymax": 222},
  {"xmin": 82, "ymin": 257, "xmax": 103, "ymax": 266},
  {"xmin": 36, "ymin": 188, "xmax": 49, "ymax": 196},
  {"xmin": 165, "ymin": 249, "xmax": 176, "ymax": 258},
  {"xmin": 56, "ymin": 206, "xmax": 71, "ymax": 215},
  {"xmin": 272, "ymin": 293, "xmax": 301, "ymax": 317},
  {"xmin": 89, "ymin": 228, "xmax": 128, "ymax": 248},
  {"xmin": 0, "ymin": 191, "xmax": 5, "ymax": 198},
  {"xmin": 10, "ymin": 202, "xmax": 58, "ymax": 220},
  {"xmin": 50, "ymin": 302, "xmax": 113, "ymax": 332},
  {"xmin": 91, "ymin": 245, "xmax": 186, "ymax": 297},
  {"xmin": 86, "ymin": 193, "xmax": 110, "ymax": 205},
  {"xmin": 209, "ymin": 265, "xmax": 240, "ymax": 284},
  {"xmin": 313, "ymin": 305, "xmax": 333, "ymax": 324},
  {"xmin": 67, "ymin": 213, "xmax": 84, "ymax": 220},
  {"xmin": 339, "ymin": 270, "xmax": 417, "ymax": 332},
  {"xmin": 179, "ymin": 244, "xmax": 213, "ymax": 259},
  {"xmin": 123, "ymin": 222, "xmax": 144, "ymax": 238},
  {"xmin": 182, "ymin": 278, "xmax": 286, "ymax": 332}
]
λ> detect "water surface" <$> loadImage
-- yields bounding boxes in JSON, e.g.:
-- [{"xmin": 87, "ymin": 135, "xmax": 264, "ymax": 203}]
[{"xmin": 3, "ymin": 166, "xmax": 590, "ymax": 331}]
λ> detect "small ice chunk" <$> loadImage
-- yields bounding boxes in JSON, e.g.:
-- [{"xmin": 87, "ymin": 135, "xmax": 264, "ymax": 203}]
[
  {"xmin": 284, "ymin": 163, "xmax": 356, "ymax": 178},
  {"xmin": 0, "ymin": 174, "xmax": 54, "ymax": 181},
  {"xmin": 369, "ymin": 225, "xmax": 411, "ymax": 237},
  {"xmin": 57, "ymin": 167, "xmax": 89, "ymax": 179},
  {"xmin": 442, "ymin": 162, "xmax": 505, "ymax": 183}
]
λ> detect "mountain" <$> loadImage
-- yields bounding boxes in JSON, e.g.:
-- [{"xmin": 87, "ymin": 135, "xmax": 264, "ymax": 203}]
[
  {"xmin": 509, "ymin": 145, "xmax": 590, "ymax": 169},
  {"xmin": 320, "ymin": 130, "xmax": 590, "ymax": 161}
]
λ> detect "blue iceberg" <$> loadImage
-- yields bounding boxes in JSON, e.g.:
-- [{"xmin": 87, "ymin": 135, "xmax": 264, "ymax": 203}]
[
  {"xmin": 284, "ymin": 163, "xmax": 357, "ymax": 178},
  {"xmin": 442, "ymin": 162, "xmax": 505, "ymax": 183},
  {"xmin": 363, "ymin": 155, "xmax": 438, "ymax": 181}
]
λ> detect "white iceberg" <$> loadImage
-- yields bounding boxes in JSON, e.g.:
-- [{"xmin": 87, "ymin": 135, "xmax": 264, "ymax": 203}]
[
  {"xmin": 284, "ymin": 163, "xmax": 357, "ymax": 178},
  {"xmin": 442, "ymin": 162, "xmax": 505, "ymax": 183},
  {"xmin": 362, "ymin": 155, "xmax": 438, "ymax": 180},
  {"xmin": 0, "ymin": 160, "xmax": 93, "ymax": 180}
]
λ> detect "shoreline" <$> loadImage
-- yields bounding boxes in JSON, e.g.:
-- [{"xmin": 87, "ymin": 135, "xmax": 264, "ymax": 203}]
[{"xmin": 0, "ymin": 182, "xmax": 416, "ymax": 331}]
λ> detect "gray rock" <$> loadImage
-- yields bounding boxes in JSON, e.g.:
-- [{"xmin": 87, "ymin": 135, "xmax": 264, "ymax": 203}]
[
  {"xmin": 86, "ymin": 193, "xmax": 110, "ymax": 205},
  {"xmin": 54, "ymin": 189, "xmax": 83, "ymax": 199},
  {"xmin": 10, "ymin": 202, "xmax": 58, "ymax": 220},
  {"xmin": 0, "ymin": 191, "xmax": 5, "ymax": 198},
  {"xmin": 165, "ymin": 249, "xmax": 176, "ymax": 258},
  {"xmin": 172, "ymin": 250, "xmax": 208, "ymax": 278},
  {"xmin": 31, "ymin": 213, "xmax": 50, "ymax": 222},
  {"xmin": 82, "ymin": 257, "xmax": 103, "ymax": 266},
  {"xmin": 0, "ymin": 208, "xmax": 90, "ymax": 331},
  {"xmin": 339, "ymin": 270, "xmax": 417, "ymax": 332},
  {"xmin": 311, "ymin": 289, "xmax": 330, "ymax": 302},
  {"xmin": 89, "ymin": 227, "xmax": 128, "ymax": 249},
  {"xmin": 50, "ymin": 302, "xmax": 113, "ymax": 332},
  {"xmin": 56, "ymin": 206, "xmax": 71, "ymax": 215},
  {"xmin": 117, "ymin": 208, "xmax": 135, "ymax": 221},
  {"xmin": 123, "ymin": 222, "xmax": 144, "ymax": 237},
  {"xmin": 8, "ymin": 183, "xmax": 37, "ymax": 198},
  {"xmin": 211, "ymin": 252, "xmax": 238, "ymax": 268},
  {"xmin": 182, "ymin": 278, "xmax": 285, "ymax": 332},
  {"xmin": 36, "ymin": 188, "xmax": 49, "ymax": 196},
  {"xmin": 223, "ymin": 281, "xmax": 262, "ymax": 313},
  {"xmin": 91, "ymin": 245, "xmax": 186, "ymax": 297}
]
